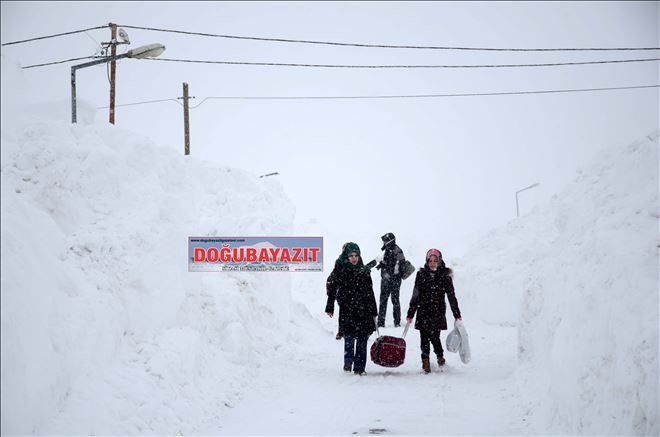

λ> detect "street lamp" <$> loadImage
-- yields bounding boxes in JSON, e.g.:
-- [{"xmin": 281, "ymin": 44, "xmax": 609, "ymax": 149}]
[
  {"xmin": 71, "ymin": 43, "xmax": 166, "ymax": 123},
  {"xmin": 515, "ymin": 182, "xmax": 540, "ymax": 217}
]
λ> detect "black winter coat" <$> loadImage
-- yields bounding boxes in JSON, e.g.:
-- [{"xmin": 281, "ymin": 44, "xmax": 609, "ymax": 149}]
[
  {"xmin": 406, "ymin": 266, "xmax": 461, "ymax": 331},
  {"xmin": 325, "ymin": 263, "xmax": 378, "ymax": 337}
]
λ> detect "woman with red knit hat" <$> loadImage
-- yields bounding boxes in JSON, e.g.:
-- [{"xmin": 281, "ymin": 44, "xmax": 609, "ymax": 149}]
[{"xmin": 406, "ymin": 248, "xmax": 462, "ymax": 373}]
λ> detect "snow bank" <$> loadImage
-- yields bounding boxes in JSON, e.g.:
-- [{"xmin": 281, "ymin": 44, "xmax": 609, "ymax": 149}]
[
  {"xmin": 1, "ymin": 61, "xmax": 322, "ymax": 434},
  {"xmin": 455, "ymin": 133, "xmax": 659, "ymax": 434}
]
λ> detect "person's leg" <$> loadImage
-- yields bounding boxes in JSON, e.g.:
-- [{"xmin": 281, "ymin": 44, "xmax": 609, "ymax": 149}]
[
  {"xmin": 353, "ymin": 335, "xmax": 369, "ymax": 374},
  {"xmin": 343, "ymin": 335, "xmax": 355, "ymax": 371},
  {"xmin": 336, "ymin": 311, "xmax": 345, "ymax": 340},
  {"xmin": 430, "ymin": 331, "xmax": 445, "ymax": 366},
  {"xmin": 377, "ymin": 279, "xmax": 391, "ymax": 327},
  {"xmin": 391, "ymin": 279, "xmax": 402, "ymax": 326},
  {"xmin": 419, "ymin": 330, "xmax": 431, "ymax": 373},
  {"xmin": 419, "ymin": 330, "xmax": 431, "ymax": 358}
]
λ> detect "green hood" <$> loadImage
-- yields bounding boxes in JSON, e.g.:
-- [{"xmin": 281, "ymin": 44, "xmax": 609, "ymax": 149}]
[{"xmin": 335, "ymin": 242, "xmax": 367, "ymax": 272}]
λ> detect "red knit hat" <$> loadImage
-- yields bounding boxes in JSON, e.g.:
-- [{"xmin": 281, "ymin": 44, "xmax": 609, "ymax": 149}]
[{"xmin": 426, "ymin": 248, "xmax": 442, "ymax": 261}]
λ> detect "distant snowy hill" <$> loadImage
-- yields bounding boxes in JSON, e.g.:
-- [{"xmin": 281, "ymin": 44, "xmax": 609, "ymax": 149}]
[{"xmin": 454, "ymin": 133, "xmax": 659, "ymax": 435}]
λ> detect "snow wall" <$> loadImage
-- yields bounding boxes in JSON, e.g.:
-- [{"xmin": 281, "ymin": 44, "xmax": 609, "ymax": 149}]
[
  {"xmin": 455, "ymin": 133, "xmax": 659, "ymax": 435},
  {"xmin": 1, "ymin": 57, "xmax": 322, "ymax": 434}
]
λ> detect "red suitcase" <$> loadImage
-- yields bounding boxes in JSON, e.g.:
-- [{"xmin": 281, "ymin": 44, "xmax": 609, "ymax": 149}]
[{"xmin": 370, "ymin": 321, "xmax": 410, "ymax": 368}]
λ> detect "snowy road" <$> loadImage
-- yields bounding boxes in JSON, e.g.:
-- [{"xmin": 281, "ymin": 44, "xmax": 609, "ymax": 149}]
[{"xmin": 216, "ymin": 321, "xmax": 522, "ymax": 435}]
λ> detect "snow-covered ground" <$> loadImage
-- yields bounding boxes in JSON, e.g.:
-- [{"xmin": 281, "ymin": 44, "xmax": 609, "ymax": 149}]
[
  {"xmin": 1, "ymin": 55, "xmax": 658, "ymax": 435},
  {"xmin": 212, "ymin": 320, "xmax": 519, "ymax": 436}
]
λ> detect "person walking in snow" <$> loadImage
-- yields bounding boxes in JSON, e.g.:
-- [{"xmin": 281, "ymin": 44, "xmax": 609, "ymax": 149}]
[
  {"xmin": 406, "ymin": 248, "xmax": 462, "ymax": 374},
  {"xmin": 332, "ymin": 242, "xmax": 350, "ymax": 341},
  {"xmin": 325, "ymin": 242, "xmax": 378, "ymax": 376},
  {"xmin": 376, "ymin": 232, "xmax": 407, "ymax": 327}
]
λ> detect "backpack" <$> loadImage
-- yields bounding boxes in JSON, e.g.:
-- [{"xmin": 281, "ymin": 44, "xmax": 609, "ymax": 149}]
[{"xmin": 401, "ymin": 260, "xmax": 415, "ymax": 280}]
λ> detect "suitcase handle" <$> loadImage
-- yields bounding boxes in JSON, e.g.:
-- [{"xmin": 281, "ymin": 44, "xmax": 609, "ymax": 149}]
[
  {"xmin": 402, "ymin": 320, "xmax": 411, "ymax": 338},
  {"xmin": 374, "ymin": 317, "xmax": 411, "ymax": 339}
]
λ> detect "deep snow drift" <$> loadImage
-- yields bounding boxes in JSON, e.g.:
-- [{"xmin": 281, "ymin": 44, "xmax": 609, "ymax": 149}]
[
  {"xmin": 0, "ymin": 95, "xmax": 325, "ymax": 434},
  {"xmin": 455, "ymin": 133, "xmax": 659, "ymax": 435}
]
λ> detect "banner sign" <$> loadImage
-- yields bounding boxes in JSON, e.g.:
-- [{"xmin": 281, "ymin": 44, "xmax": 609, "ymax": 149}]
[{"xmin": 188, "ymin": 236, "xmax": 323, "ymax": 272}]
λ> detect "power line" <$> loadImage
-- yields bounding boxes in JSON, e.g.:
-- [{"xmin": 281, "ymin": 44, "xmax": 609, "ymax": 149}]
[
  {"xmin": 22, "ymin": 54, "xmax": 660, "ymax": 70},
  {"xmin": 192, "ymin": 84, "xmax": 660, "ymax": 103},
  {"xmin": 22, "ymin": 56, "xmax": 99, "ymax": 69},
  {"xmin": 97, "ymin": 98, "xmax": 182, "ymax": 109},
  {"xmin": 142, "ymin": 57, "xmax": 660, "ymax": 69},
  {"xmin": 98, "ymin": 84, "xmax": 659, "ymax": 109},
  {"xmin": 116, "ymin": 24, "xmax": 660, "ymax": 52},
  {"xmin": 1, "ymin": 25, "xmax": 108, "ymax": 46},
  {"xmin": 83, "ymin": 31, "xmax": 102, "ymax": 50}
]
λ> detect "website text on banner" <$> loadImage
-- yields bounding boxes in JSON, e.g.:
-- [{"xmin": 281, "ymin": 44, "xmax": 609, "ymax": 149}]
[{"xmin": 188, "ymin": 236, "xmax": 323, "ymax": 272}]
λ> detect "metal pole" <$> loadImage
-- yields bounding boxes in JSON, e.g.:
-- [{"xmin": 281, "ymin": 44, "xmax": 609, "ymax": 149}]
[
  {"xmin": 183, "ymin": 82, "xmax": 190, "ymax": 155},
  {"xmin": 109, "ymin": 23, "xmax": 117, "ymax": 124},
  {"xmin": 71, "ymin": 66, "xmax": 77, "ymax": 123},
  {"xmin": 515, "ymin": 182, "xmax": 540, "ymax": 217},
  {"xmin": 70, "ymin": 54, "xmax": 130, "ymax": 124}
]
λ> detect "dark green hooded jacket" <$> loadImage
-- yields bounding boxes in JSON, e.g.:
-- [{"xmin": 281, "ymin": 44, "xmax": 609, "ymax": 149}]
[{"xmin": 325, "ymin": 242, "xmax": 378, "ymax": 336}]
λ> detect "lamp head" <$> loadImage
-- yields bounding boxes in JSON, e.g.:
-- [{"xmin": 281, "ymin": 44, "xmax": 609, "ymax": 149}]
[
  {"xmin": 128, "ymin": 43, "xmax": 166, "ymax": 59},
  {"xmin": 118, "ymin": 28, "xmax": 130, "ymax": 44}
]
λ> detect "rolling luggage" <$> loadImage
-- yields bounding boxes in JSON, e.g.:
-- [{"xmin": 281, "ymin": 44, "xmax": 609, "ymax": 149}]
[{"xmin": 370, "ymin": 319, "xmax": 410, "ymax": 368}]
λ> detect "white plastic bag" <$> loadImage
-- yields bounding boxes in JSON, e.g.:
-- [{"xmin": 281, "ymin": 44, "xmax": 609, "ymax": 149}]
[
  {"xmin": 446, "ymin": 327, "xmax": 461, "ymax": 353},
  {"xmin": 454, "ymin": 319, "xmax": 471, "ymax": 364}
]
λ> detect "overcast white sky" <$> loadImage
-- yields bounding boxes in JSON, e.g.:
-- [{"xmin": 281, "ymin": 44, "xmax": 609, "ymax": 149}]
[{"xmin": 1, "ymin": 1, "xmax": 658, "ymax": 258}]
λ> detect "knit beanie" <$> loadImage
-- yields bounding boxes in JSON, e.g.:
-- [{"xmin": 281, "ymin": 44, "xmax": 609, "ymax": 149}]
[
  {"xmin": 381, "ymin": 232, "xmax": 396, "ymax": 250},
  {"xmin": 426, "ymin": 248, "xmax": 442, "ymax": 262}
]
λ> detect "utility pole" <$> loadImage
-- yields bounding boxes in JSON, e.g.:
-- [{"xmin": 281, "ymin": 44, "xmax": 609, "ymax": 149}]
[
  {"xmin": 109, "ymin": 23, "xmax": 118, "ymax": 124},
  {"xmin": 181, "ymin": 82, "xmax": 193, "ymax": 155}
]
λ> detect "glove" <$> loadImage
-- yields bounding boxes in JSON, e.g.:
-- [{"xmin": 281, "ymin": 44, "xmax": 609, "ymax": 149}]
[
  {"xmin": 326, "ymin": 312, "xmax": 333, "ymax": 318},
  {"xmin": 365, "ymin": 259, "xmax": 377, "ymax": 269}
]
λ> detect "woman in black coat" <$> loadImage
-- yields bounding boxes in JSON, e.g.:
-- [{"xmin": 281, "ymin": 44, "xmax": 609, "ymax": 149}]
[
  {"xmin": 326, "ymin": 242, "xmax": 378, "ymax": 376},
  {"xmin": 406, "ymin": 248, "xmax": 462, "ymax": 373}
]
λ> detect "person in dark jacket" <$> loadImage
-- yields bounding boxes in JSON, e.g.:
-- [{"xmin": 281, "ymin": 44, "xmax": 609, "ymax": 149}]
[
  {"xmin": 331, "ymin": 242, "xmax": 349, "ymax": 340},
  {"xmin": 326, "ymin": 242, "xmax": 378, "ymax": 376},
  {"xmin": 376, "ymin": 232, "xmax": 406, "ymax": 327},
  {"xmin": 406, "ymin": 248, "xmax": 462, "ymax": 373}
]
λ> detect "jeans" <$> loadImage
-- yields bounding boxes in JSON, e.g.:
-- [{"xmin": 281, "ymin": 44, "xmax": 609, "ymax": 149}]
[
  {"xmin": 378, "ymin": 276, "xmax": 402, "ymax": 326},
  {"xmin": 420, "ymin": 329, "xmax": 444, "ymax": 358},
  {"xmin": 344, "ymin": 335, "xmax": 369, "ymax": 372}
]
